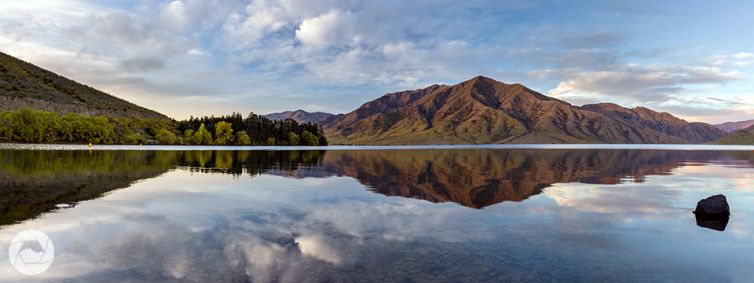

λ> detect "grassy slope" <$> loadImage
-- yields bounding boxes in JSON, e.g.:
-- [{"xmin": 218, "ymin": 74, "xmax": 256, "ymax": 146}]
[
  {"xmin": 0, "ymin": 52, "xmax": 167, "ymax": 119},
  {"xmin": 714, "ymin": 125, "xmax": 754, "ymax": 145}
]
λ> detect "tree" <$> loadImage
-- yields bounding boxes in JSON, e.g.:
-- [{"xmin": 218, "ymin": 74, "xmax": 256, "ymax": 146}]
[
  {"xmin": 123, "ymin": 133, "xmax": 145, "ymax": 145},
  {"xmin": 214, "ymin": 121, "xmax": 233, "ymax": 145},
  {"xmin": 0, "ymin": 112, "xmax": 11, "ymax": 140},
  {"xmin": 175, "ymin": 112, "xmax": 329, "ymax": 146},
  {"xmin": 13, "ymin": 109, "xmax": 47, "ymax": 142},
  {"xmin": 183, "ymin": 129, "xmax": 194, "ymax": 144},
  {"xmin": 0, "ymin": 108, "xmax": 176, "ymax": 145},
  {"xmin": 235, "ymin": 130, "xmax": 251, "ymax": 145},
  {"xmin": 286, "ymin": 132, "xmax": 300, "ymax": 145},
  {"xmin": 193, "ymin": 123, "xmax": 213, "ymax": 145},
  {"xmin": 155, "ymin": 129, "xmax": 176, "ymax": 145},
  {"xmin": 301, "ymin": 130, "xmax": 319, "ymax": 146}
]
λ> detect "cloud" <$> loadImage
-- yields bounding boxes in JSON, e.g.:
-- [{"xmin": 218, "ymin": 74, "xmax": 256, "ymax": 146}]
[
  {"xmin": 119, "ymin": 57, "xmax": 165, "ymax": 72},
  {"xmin": 222, "ymin": 0, "xmax": 291, "ymax": 45},
  {"xmin": 0, "ymin": 0, "xmax": 752, "ymax": 121},
  {"xmin": 549, "ymin": 65, "xmax": 740, "ymax": 104},
  {"xmin": 562, "ymin": 32, "xmax": 625, "ymax": 48},
  {"xmin": 160, "ymin": 0, "xmax": 190, "ymax": 30},
  {"xmin": 709, "ymin": 52, "xmax": 754, "ymax": 67},
  {"xmin": 295, "ymin": 10, "xmax": 356, "ymax": 48}
]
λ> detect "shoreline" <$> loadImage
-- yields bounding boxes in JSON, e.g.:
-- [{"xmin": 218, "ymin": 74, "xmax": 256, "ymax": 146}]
[{"xmin": 1, "ymin": 143, "xmax": 753, "ymax": 151}]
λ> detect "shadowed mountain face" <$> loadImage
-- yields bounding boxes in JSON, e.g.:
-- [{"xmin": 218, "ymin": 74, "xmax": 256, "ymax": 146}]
[
  {"xmin": 0, "ymin": 52, "xmax": 167, "ymax": 119},
  {"xmin": 324, "ymin": 76, "xmax": 726, "ymax": 145},
  {"xmin": 2, "ymin": 149, "xmax": 752, "ymax": 225},
  {"xmin": 264, "ymin": 110, "xmax": 335, "ymax": 124}
]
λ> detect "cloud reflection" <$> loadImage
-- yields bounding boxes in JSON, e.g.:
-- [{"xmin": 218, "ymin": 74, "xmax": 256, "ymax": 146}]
[{"xmin": 0, "ymin": 149, "xmax": 752, "ymax": 282}]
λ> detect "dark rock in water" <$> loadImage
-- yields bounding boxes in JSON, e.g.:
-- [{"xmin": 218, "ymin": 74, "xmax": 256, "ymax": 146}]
[
  {"xmin": 695, "ymin": 214, "xmax": 729, "ymax": 231},
  {"xmin": 693, "ymin": 194, "xmax": 730, "ymax": 217},
  {"xmin": 693, "ymin": 194, "xmax": 730, "ymax": 231}
]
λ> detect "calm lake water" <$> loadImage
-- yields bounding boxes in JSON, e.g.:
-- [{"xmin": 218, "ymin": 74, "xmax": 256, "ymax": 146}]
[{"xmin": 0, "ymin": 145, "xmax": 753, "ymax": 282}]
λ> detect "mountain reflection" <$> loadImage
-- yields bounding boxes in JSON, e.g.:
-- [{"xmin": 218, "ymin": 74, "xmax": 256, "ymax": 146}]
[
  {"xmin": 1, "ymin": 149, "xmax": 752, "ymax": 225},
  {"xmin": 316, "ymin": 150, "xmax": 753, "ymax": 208}
]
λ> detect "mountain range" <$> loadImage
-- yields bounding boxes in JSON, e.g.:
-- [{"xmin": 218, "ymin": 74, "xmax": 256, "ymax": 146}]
[
  {"xmin": 0, "ymin": 51, "xmax": 166, "ymax": 119},
  {"xmin": 321, "ymin": 76, "xmax": 726, "ymax": 144},
  {"xmin": 263, "ymin": 110, "xmax": 334, "ymax": 124},
  {"xmin": 0, "ymin": 50, "xmax": 749, "ymax": 145},
  {"xmin": 714, "ymin": 119, "xmax": 754, "ymax": 133}
]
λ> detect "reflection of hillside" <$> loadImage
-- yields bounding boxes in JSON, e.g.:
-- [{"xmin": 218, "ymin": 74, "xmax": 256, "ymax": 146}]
[
  {"xmin": 0, "ymin": 150, "xmax": 327, "ymax": 226},
  {"xmin": 2, "ymin": 149, "xmax": 751, "ymax": 224},
  {"xmin": 317, "ymin": 150, "xmax": 752, "ymax": 208},
  {"xmin": 0, "ymin": 150, "xmax": 177, "ymax": 225}
]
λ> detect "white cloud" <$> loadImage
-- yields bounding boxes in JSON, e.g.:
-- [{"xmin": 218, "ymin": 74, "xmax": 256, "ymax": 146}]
[
  {"xmin": 223, "ymin": 0, "xmax": 291, "ymax": 45},
  {"xmin": 709, "ymin": 51, "xmax": 754, "ymax": 67},
  {"xmin": 0, "ymin": 0, "xmax": 752, "ymax": 121},
  {"xmin": 160, "ymin": 0, "xmax": 190, "ymax": 31},
  {"xmin": 295, "ymin": 10, "xmax": 357, "ymax": 47},
  {"xmin": 549, "ymin": 65, "xmax": 740, "ymax": 104}
]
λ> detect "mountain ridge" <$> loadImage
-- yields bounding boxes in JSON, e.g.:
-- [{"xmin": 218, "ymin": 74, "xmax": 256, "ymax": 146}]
[
  {"xmin": 323, "ymin": 76, "xmax": 726, "ymax": 145},
  {"xmin": 714, "ymin": 124, "xmax": 754, "ymax": 144},
  {"xmin": 263, "ymin": 109, "xmax": 335, "ymax": 124},
  {"xmin": 714, "ymin": 119, "xmax": 754, "ymax": 133}
]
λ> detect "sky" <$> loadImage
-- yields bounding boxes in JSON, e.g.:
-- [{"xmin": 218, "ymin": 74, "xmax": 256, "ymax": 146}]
[{"xmin": 0, "ymin": 0, "xmax": 752, "ymax": 123}]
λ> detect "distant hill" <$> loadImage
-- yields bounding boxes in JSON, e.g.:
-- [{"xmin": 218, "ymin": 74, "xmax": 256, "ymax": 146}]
[
  {"xmin": 324, "ymin": 76, "xmax": 726, "ymax": 145},
  {"xmin": 0, "ymin": 51, "xmax": 167, "ymax": 119},
  {"xmin": 264, "ymin": 110, "xmax": 334, "ymax": 124},
  {"xmin": 714, "ymin": 124, "xmax": 754, "ymax": 145},
  {"xmin": 714, "ymin": 119, "xmax": 754, "ymax": 133},
  {"xmin": 580, "ymin": 103, "xmax": 724, "ymax": 143}
]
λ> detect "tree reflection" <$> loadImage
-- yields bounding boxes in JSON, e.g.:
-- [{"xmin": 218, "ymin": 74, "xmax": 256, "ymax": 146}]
[{"xmin": 1, "ymin": 149, "xmax": 751, "ymax": 225}]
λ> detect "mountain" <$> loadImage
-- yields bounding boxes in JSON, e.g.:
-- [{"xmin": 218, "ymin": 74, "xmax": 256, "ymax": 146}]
[
  {"xmin": 0, "ymin": 51, "xmax": 167, "ymax": 119},
  {"xmin": 714, "ymin": 119, "xmax": 754, "ymax": 133},
  {"xmin": 580, "ymin": 103, "xmax": 725, "ymax": 143},
  {"xmin": 714, "ymin": 124, "xmax": 754, "ymax": 144},
  {"xmin": 264, "ymin": 110, "xmax": 335, "ymax": 124},
  {"xmin": 324, "ymin": 76, "xmax": 726, "ymax": 145}
]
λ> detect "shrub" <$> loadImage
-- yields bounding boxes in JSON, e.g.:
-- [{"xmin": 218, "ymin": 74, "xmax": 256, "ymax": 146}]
[{"xmin": 155, "ymin": 129, "xmax": 176, "ymax": 145}]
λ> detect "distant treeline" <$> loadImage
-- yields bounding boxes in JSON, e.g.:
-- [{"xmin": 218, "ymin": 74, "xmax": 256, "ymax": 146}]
[
  {"xmin": 0, "ymin": 108, "xmax": 328, "ymax": 145},
  {"xmin": 176, "ymin": 113, "xmax": 328, "ymax": 146}
]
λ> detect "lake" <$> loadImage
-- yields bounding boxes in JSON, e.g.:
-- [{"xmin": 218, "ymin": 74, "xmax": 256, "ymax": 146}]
[{"xmin": 0, "ymin": 145, "xmax": 753, "ymax": 282}]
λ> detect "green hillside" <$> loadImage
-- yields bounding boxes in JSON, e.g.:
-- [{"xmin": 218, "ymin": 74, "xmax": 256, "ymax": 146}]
[
  {"xmin": 714, "ymin": 125, "xmax": 754, "ymax": 145},
  {"xmin": 0, "ymin": 51, "xmax": 167, "ymax": 119}
]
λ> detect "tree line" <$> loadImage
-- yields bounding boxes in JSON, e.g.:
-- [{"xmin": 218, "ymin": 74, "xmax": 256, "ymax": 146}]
[
  {"xmin": 0, "ymin": 108, "xmax": 328, "ymax": 145},
  {"xmin": 176, "ymin": 113, "xmax": 327, "ymax": 146}
]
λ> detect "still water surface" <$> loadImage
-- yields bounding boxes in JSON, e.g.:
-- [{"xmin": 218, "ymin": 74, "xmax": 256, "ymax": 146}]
[{"xmin": 0, "ymin": 146, "xmax": 753, "ymax": 282}]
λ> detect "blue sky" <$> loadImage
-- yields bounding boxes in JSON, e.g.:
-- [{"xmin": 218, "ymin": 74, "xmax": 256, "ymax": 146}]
[{"xmin": 0, "ymin": 0, "xmax": 752, "ymax": 123}]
